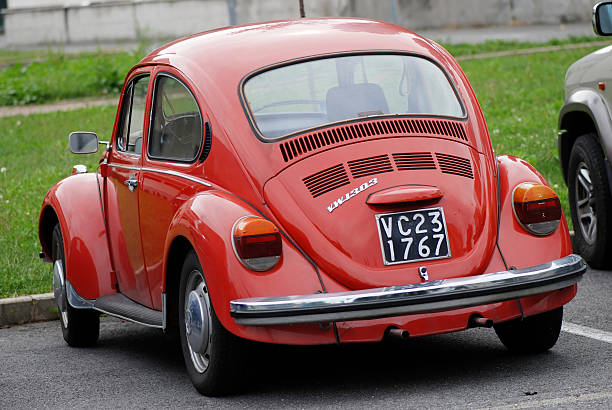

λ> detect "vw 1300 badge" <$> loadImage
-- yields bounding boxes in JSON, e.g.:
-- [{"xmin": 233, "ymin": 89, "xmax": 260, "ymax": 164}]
[{"xmin": 327, "ymin": 178, "xmax": 378, "ymax": 213}]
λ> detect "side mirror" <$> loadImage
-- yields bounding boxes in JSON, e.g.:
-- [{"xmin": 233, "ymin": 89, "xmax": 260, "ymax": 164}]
[
  {"xmin": 69, "ymin": 132, "xmax": 99, "ymax": 154},
  {"xmin": 594, "ymin": 1, "xmax": 612, "ymax": 36}
]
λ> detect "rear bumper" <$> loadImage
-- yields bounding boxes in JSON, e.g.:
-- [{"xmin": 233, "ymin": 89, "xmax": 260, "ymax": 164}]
[{"xmin": 230, "ymin": 254, "xmax": 586, "ymax": 326}]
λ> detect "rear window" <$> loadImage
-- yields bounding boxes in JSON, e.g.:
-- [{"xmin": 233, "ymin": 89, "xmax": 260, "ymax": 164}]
[{"xmin": 242, "ymin": 54, "xmax": 465, "ymax": 140}]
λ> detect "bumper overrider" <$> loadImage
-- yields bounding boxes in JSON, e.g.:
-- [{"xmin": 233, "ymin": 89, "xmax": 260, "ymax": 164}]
[{"xmin": 230, "ymin": 254, "xmax": 586, "ymax": 326}]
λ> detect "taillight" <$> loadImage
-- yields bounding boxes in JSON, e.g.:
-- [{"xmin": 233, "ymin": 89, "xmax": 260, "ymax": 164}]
[
  {"xmin": 512, "ymin": 182, "xmax": 562, "ymax": 236},
  {"xmin": 232, "ymin": 216, "xmax": 282, "ymax": 271}
]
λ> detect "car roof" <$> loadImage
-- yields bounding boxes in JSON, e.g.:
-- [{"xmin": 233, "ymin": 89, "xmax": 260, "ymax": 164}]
[
  {"xmin": 138, "ymin": 18, "xmax": 450, "ymax": 79},
  {"xmin": 132, "ymin": 18, "xmax": 488, "ymax": 190}
]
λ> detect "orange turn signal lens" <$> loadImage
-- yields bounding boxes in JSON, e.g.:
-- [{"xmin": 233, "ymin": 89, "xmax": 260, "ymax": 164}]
[
  {"xmin": 71, "ymin": 164, "xmax": 87, "ymax": 175},
  {"xmin": 232, "ymin": 216, "xmax": 282, "ymax": 271},
  {"xmin": 512, "ymin": 182, "xmax": 561, "ymax": 236}
]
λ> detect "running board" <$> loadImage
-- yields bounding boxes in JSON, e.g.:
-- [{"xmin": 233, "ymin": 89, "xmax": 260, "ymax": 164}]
[
  {"xmin": 66, "ymin": 281, "xmax": 164, "ymax": 329},
  {"xmin": 95, "ymin": 293, "xmax": 164, "ymax": 328}
]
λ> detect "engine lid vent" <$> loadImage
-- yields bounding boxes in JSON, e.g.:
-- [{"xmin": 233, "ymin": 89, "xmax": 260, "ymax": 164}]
[
  {"xmin": 348, "ymin": 154, "xmax": 393, "ymax": 178},
  {"xmin": 435, "ymin": 153, "xmax": 474, "ymax": 179},
  {"xmin": 303, "ymin": 163, "xmax": 350, "ymax": 198},
  {"xmin": 392, "ymin": 152, "xmax": 436, "ymax": 170},
  {"xmin": 280, "ymin": 118, "xmax": 468, "ymax": 162}
]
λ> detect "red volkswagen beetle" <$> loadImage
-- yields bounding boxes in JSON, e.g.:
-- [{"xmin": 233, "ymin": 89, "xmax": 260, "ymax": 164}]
[{"xmin": 39, "ymin": 18, "xmax": 586, "ymax": 395}]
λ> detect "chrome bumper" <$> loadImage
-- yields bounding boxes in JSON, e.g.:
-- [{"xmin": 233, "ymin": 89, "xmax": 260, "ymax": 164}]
[{"xmin": 230, "ymin": 254, "xmax": 586, "ymax": 326}]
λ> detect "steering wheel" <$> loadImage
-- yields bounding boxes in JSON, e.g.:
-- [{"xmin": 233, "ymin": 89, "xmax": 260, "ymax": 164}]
[{"xmin": 160, "ymin": 115, "xmax": 193, "ymax": 146}]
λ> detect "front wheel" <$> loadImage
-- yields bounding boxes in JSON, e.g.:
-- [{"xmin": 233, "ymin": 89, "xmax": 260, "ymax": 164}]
[
  {"xmin": 178, "ymin": 250, "xmax": 244, "ymax": 396},
  {"xmin": 568, "ymin": 133, "xmax": 612, "ymax": 269},
  {"xmin": 494, "ymin": 307, "xmax": 563, "ymax": 354},
  {"xmin": 52, "ymin": 224, "xmax": 100, "ymax": 347}
]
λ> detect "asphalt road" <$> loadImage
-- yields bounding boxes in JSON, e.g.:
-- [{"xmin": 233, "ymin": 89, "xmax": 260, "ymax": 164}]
[{"xmin": 1, "ymin": 268, "xmax": 610, "ymax": 409}]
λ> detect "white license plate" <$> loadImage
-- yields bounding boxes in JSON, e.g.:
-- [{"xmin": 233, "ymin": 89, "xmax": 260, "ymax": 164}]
[{"xmin": 375, "ymin": 207, "xmax": 451, "ymax": 265}]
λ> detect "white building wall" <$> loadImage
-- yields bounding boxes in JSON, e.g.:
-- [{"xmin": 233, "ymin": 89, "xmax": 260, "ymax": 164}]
[
  {"xmin": 1, "ymin": 0, "xmax": 602, "ymax": 48},
  {"xmin": 4, "ymin": 7, "xmax": 67, "ymax": 44},
  {"xmin": 7, "ymin": 0, "xmax": 118, "ymax": 8}
]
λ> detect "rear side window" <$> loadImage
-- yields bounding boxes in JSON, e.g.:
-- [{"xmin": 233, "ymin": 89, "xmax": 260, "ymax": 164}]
[{"xmin": 148, "ymin": 75, "xmax": 203, "ymax": 162}]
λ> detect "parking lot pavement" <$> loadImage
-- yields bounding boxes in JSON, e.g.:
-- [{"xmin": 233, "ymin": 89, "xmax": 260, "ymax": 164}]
[
  {"xmin": 1, "ymin": 267, "xmax": 610, "ymax": 408},
  {"xmin": 563, "ymin": 268, "xmax": 612, "ymax": 332}
]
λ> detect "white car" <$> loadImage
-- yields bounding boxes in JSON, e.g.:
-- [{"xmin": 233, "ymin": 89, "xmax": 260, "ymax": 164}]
[{"xmin": 558, "ymin": 1, "xmax": 612, "ymax": 268}]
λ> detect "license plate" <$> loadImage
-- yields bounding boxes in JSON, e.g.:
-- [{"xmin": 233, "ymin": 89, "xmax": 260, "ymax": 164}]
[{"xmin": 375, "ymin": 207, "xmax": 451, "ymax": 265}]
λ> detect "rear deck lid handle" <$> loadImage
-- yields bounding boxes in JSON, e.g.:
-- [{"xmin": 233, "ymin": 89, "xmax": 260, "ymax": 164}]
[{"xmin": 366, "ymin": 185, "xmax": 443, "ymax": 205}]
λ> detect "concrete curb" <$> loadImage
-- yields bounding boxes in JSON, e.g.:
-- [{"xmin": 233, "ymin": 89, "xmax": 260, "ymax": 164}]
[{"xmin": 0, "ymin": 293, "xmax": 58, "ymax": 327}]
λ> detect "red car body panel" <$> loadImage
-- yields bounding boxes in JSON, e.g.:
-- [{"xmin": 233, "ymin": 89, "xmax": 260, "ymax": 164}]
[
  {"xmin": 39, "ymin": 18, "xmax": 578, "ymax": 346},
  {"xmin": 335, "ymin": 286, "xmax": 577, "ymax": 342},
  {"xmin": 496, "ymin": 155, "xmax": 573, "ymax": 267},
  {"xmin": 39, "ymin": 174, "xmax": 115, "ymax": 299}
]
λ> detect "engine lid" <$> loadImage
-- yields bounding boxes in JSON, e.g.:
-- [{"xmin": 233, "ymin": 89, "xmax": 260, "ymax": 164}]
[{"xmin": 264, "ymin": 136, "xmax": 498, "ymax": 290}]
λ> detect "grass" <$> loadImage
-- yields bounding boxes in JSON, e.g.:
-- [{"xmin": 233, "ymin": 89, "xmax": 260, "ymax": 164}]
[
  {"xmin": 0, "ymin": 50, "xmax": 143, "ymax": 106},
  {"xmin": 459, "ymin": 45, "xmax": 604, "ymax": 220},
  {"xmin": 443, "ymin": 36, "xmax": 603, "ymax": 57},
  {"xmin": 0, "ymin": 106, "xmax": 116, "ymax": 297},
  {"xmin": 0, "ymin": 49, "xmax": 55, "ymax": 66},
  {"xmin": 0, "ymin": 36, "xmax": 607, "ymax": 107},
  {"xmin": 0, "ymin": 48, "xmax": 133, "ymax": 67},
  {"xmin": 0, "ymin": 40, "xmax": 604, "ymax": 298}
]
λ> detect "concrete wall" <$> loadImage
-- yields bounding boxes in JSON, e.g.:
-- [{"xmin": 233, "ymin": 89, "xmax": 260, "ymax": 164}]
[
  {"xmin": 222, "ymin": 0, "xmax": 598, "ymax": 28},
  {"xmin": 5, "ymin": 7, "xmax": 67, "ymax": 44},
  {"xmin": 4, "ymin": 0, "xmax": 229, "ymax": 46},
  {"xmin": 350, "ymin": 0, "xmax": 597, "ymax": 29},
  {"xmin": 1, "ymin": 0, "xmax": 601, "ymax": 48},
  {"xmin": 511, "ymin": 0, "xmax": 595, "ymax": 25},
  {"xmin": 7, "ymin": 0, "xmax": 118, "ymax": 8}
]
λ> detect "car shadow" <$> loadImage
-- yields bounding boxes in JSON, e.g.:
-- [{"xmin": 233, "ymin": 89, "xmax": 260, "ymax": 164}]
[
  {"xmin": 239, "ymin": 331, "xmax": 562, "ymax": 396},
  {"xmin": 94, "ymin": 317, "xmax": 185, "ymax": 369},
  {"xmin": 89, "ymin": 317, "xmax": 566, "ymax": 398}
]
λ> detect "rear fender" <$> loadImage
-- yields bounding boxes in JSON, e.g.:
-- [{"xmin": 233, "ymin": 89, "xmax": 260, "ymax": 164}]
[
  {"xmin": 39, "ymin": 173, "xmax": 115, "ymax": 300},
  {"xmin": 496, "ymin": 155, "xmax": 573, "ymax": 269},
  {"xmin": 164, "ymin": 190, "xmax": 333, "ymax": 343}
]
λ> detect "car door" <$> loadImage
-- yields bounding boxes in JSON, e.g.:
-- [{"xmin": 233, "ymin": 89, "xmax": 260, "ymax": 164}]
[
  {"xmin": 138, "ymin": 70, "xmax": 207, "ymax": 310},
  {"xmin": 105, "ymin": 71, "xmax": 153, "ymax": 306}
]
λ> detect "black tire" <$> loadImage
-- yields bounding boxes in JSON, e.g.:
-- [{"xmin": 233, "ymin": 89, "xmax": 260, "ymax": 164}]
[
  {"xmin": 52, "ymin": 224, "xmax": 100, "ymax": 347},
  {"xmin": 494, "ymin": 307, "xmax": 563, "ymax": 354},
  {"xmin": 178, "ymin": 250, "xmax": 244, "ymax": 396},
  {"xmin": 567, "ymin": 133, "xmax": 612, "ymax": 269}
]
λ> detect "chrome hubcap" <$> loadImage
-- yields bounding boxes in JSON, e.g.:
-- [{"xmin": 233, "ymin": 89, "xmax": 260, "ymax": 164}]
[
  {"xmin": 52, "ymin": 260, "xmax": 68, "ymax": 327},
  {"xmin": 184, "ymin": 270, "xmax": 212, "ymax": 374},
  {"xmin": 575, "ymin": 163, "xmax": 597, "ymax": 245}
]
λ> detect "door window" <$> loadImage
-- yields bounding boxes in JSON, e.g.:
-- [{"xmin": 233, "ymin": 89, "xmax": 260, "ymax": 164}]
[
  {"xmin": 117, "ymin": 75, "xmax": 150, "ymax": 155},
  {"xmin": 148, "ymin": 74, "xmax": 203, "ymax": 162}
]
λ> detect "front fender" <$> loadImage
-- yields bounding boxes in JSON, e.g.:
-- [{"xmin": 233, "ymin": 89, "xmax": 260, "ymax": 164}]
[
  {"xmin": 496, "ymin": 155, "xmax": 573, "ymax": 270},
  {"xmin": 39, "ymin": 173, "xmax": 115, "ymax": 300},
  {"xmin": 558, "ymin": 88, "xmax": 612, "ymax": 180},
  {"xmin": 164, "ymin": 190, "xmax": 335, "ymax": 344}
]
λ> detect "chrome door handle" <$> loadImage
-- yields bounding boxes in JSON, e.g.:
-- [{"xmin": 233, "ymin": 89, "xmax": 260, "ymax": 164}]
[{"xmin": 124, "ymin": 175, "xmax": 138, "ymax": 192}]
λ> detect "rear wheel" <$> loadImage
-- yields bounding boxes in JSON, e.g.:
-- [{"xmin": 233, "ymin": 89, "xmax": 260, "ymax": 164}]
[
  {"xmin": 494, "ymin": 307, "xmax": 563, "ymax": 354},
  {"xmin": 568, "ymin": 133, "xmax": 612, "ymax": 268},
  {"xmin": 52, "ymin": 224, "xmax": 100, "ymax": 347},
  {"xmin": 178, "ymin": 250, "xmax": 244, "ymax": 396}
]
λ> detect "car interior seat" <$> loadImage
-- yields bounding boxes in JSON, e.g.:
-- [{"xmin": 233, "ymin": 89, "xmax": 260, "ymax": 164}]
[{"xmin": 326, "ymin": 83, "xmax": 390, "ymax": 122}]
